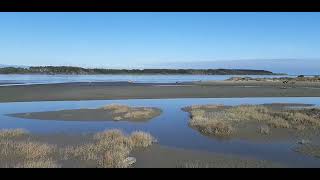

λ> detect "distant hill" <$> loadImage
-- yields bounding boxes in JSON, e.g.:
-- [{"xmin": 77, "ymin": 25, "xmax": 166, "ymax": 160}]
[{"xmin": 0, "ymin": 66, "xmax": 279, "ymax": 75}]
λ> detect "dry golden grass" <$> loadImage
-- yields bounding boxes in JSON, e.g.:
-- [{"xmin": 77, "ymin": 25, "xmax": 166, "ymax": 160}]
[
  {"xmin": 226, "ymin": 105, "xmax": 273, "ymax": 122},
  {"xmin": 63, "ymin": 142, "xmax": 131, "ymax": 168},
  {"xmin": 107, "ymin": 105, "xmax": 130, "ymax": 114},
  {"xmin": 0, "ymin": 128, "xmax": 156, "ymax": 168},
  {"xmin": 101, "ymin": 104, "xmax": 161, "ymax": 121},
  {"xmin": 189, "ymin": 110, "xmax": 233, "ymax": 137},
  {"xmin": 94, "ymin": 129, "xmax": 125, "ymax": 141},
  {"xmin": 0, "ymin": 129, "xmax": 29, "ymax": 139},
  {"xmin": 283, "ymin": 111, "xmax": 320, "ymax": 127},
  {"xmin": 185, "ymin": 104, "xmax": 320, "ymax": 137},
  {"xmin": 267, "ymin": 118, "xmax": 290, "ymax": 128},
  {"xmin": 63, "ymin": 129, "xmax": 156, "ymax": 168},
  {"xmin": 14, "ymin": 160, "xmax": 60, "ymax": 168},
  {"xmin": 123, "ymin": 110, "xmax": 155, "ymax": 119},
  {"xmin": 189, "ymin": 104, "xmax": 225, "ymax": 109},
  {"xmin": 0, "ymin": 138, "xmax": 58, "ymax": 168},
  {"xmin": 130, "ymin": 131, "xmax": 156, "ymax": 148},
  {"xmin": 102, "ymin": 104, "xmax": 129, "ymax": 111}
]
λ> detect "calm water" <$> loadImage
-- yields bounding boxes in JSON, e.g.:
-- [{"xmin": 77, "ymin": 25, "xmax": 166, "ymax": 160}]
[
  {"xmin": 0, "ymin": 97, "xmax": 320, "ymax": 167},
  {"xmin": 0, "ymin": 74, "xmax": 296, "ymax": 85}
]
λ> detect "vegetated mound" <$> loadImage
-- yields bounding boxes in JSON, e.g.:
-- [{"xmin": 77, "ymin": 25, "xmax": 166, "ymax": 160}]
[
  {"xmin": 0, "ymin": 128, "xmax": 156, "ymax": 168},
  {"xmin": 101, "ymin": 104, "xmax": 162, "ymax": 121},
  {"xmin": 182, "ymin": 104, "xmax": 320, "ymax": 139},
  {"xmin": 9, "ymin": 104, "xmax": 162, "ymax": 122}
]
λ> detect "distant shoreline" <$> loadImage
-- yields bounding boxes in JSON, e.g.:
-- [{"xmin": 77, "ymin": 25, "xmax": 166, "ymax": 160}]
[{"xmin": 0, "ymin": 66, "xmax": 285, "ymax": 75}]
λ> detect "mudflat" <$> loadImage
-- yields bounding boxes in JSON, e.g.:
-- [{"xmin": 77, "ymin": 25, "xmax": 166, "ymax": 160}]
[
  {"xmin": 132, "ymin": 144, "xmax": 284, "ymax": 168},
  {"xmin": 8, "ymin": 104, "xmax": 162, "ymax": 122},
  {"xmin": 1, "ymin": 81, "xmax": 320, "ymax": 102}
]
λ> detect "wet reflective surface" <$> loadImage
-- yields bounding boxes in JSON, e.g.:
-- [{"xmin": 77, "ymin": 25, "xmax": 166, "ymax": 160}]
[{"xmin": 1, "ymin": 97, "xmax": 320, "ymax": 167}]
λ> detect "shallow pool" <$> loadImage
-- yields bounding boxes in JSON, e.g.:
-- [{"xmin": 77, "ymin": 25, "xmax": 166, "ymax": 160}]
[{"xmin": 1, "ymin": 97, "xmax": 320, "ymax": 167}]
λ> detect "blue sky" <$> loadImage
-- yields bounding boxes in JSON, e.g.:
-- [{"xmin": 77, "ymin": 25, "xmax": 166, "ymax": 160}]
[{"xmin": 0, "ymin": 12, "xmax": 320, "ymax": 73}]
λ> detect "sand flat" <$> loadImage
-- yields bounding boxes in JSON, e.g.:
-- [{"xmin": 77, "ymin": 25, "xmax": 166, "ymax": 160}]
[
  {"xmin": 1, "ymin": 81, "xmax": 320, "ymax": 102},
  {"xmin": 8, "ymin": 105, "xmax": 162, "ymax": 122},
  {"xmin": 132, "ymin": 144, "xmax": 284, "ymax": 168}
]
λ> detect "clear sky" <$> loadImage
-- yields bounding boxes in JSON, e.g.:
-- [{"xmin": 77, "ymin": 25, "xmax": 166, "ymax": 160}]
[{"xmin": 0, "ymin": 12, "xmax": 320, "ymax": 71}]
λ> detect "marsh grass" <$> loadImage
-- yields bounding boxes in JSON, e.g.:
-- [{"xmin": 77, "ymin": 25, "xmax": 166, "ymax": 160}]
[
  {"xmin": 189, "ymin": 110, "xmax": 233, "ymax": 137},
  {"xmin": 14, "ymin": 160, "xmax": 60, "ymax": 168},
  {"xmin": 130, "ymin": 131, "xmax": 156, "ymax": 148},
  {"xmin": 0, "ymin": 139, "xmax": 58, "ymax": 168},
  {"xmin": 102, "ymin": 104, "xmax": 130, "ymax": 113},
  {"xmin": 0, "ymin": 129, "xmax": 29, "ymax": 139},
  {"xmin": 101, "ymin": 104, "xmax": 161, "ymax": 121},
  {"xmin": 183, "ymin": 104, "xmax": 225, "ymax": 112},
  {"xmin": 0, "ymin": 129, "xmax": 57, "ymax": 168},
  {"xmin": 184, "ymin": 104, "xmax": 320, "ymax": 137},
  {"xmin": 63, "ymin": 129, "xmax": 156, "ymax": 168},
  {"xmin": 0, "ymin": 129, "xmax": 155, "ymax": 168}
]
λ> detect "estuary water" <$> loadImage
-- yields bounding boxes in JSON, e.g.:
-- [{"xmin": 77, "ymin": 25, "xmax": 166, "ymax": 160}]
[
  {"xmin": 0, "ymin": 97, "xmax": 320, "ymax": 167},
  {"xmin": 0, "ymin": 74, "xmax": 296, "ymax": 86}
]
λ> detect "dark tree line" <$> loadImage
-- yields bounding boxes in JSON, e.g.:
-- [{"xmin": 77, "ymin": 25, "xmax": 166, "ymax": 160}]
[{"xmin": 0, "ymin": 66, "xmax": 277, "ymax": 75}]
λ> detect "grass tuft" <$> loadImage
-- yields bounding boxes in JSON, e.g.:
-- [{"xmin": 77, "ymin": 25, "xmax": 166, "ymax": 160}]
[
  {"xmin": 184, "ymin": 104, "xmax": 320, "ymax": 137},
  {"xmin": 101, "ymin": 104, "xmax": 161, "ymax": 121},
  {"xmin": 0, "ymin": 129, "xmax": 29, "ymax": 139},
  {"xmin": 63, "ymin": 129, "xmax": 156, "ymax": 168},
  {"xmin": 130, "ymin": 131, "xmax": 156, "ymax": 148}
]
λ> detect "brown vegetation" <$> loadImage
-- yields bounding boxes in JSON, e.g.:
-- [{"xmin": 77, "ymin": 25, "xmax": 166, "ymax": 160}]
[
  {"xmin": 183, "ymin": 104, "xmax": 320, "ymax": 137},
  {"xmin": 0, "ymin": 129, "xmax": 59, "ymax": 168},
  {"xmin": 0, "ymin": 128, "xmax": 156, "ymax": 168},
  {"xmin": 102, "ymin": 104, "xmax": 162, "ymax": 121}
]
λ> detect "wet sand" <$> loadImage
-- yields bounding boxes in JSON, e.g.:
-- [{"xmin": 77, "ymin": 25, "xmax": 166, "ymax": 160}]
[
  {"xmin": 1, "ymin": 81, "xmax": 320, "ymax": 102},
  {"xmin": 132, "ymin": 144, "xmax": 284, "ymax": 168}
]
